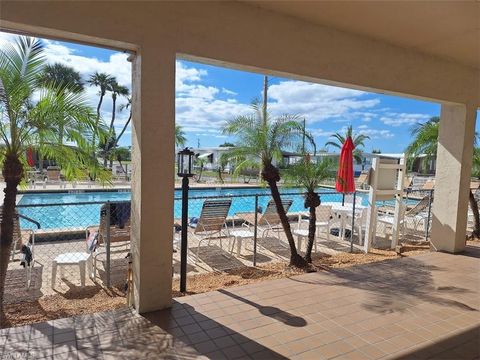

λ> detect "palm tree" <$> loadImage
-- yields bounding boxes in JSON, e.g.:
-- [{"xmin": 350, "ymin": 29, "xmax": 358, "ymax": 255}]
[
  {"xmin": 175, "ymin": 125, "xmax": 187, "ymax": 147},
  {"xmin": 216, "ymin": 152, "xmax": 229, "ymax": 184},
  {"xmin": 405, "ymin": 116, "xmax": 439, "ymax": 173},
  {"xmin": 38, "ymin": 63, "xmax": 84, "ymax": 93},
  {"xmin": 104, "ymin": 80, "xmax": 129, "ymax": 167},
  {"xmin": 405, "ymin": 116, "xmax": 480, "ymax": 238},
  {"xmin": 195, "ymin": 157, "xmax": 206, "ymax": 183},
  {"xmin": 87, "ymin": 71, "xmax": 114, "ymax": 154},
  {"xmin": 0, "ymin": 37, "xmax": 104, "ymax": 318},
  {"xmin": 223, "ymin": 76, "xmax": 308, "ymax": 267},
  {"xmin": 325, "ymin": 125, "xmax": 370, "ymax": 163},
  {"xmin": 37, "ymin": 63, "xmax": 85, "ymax": 159},
  {"xmin": 284, "ymin": 155, "xmax": 335, "ymax": 262}
]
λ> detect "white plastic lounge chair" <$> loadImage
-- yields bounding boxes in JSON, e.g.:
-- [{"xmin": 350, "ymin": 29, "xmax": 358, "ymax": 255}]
[
  {"xmin": 346, "ymin": 207, "xmax": 368, "ymax": 246},
  {"xmin": 377, "ymin": 195, "xmax": 431, "ymax": 238},
  {"xmin": 192, "ymin": 199, "xmax": 232, "ymax": 263}
]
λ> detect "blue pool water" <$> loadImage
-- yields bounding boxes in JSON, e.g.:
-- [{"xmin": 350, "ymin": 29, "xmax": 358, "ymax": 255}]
[{"xmin": 18, "ymin": 187, "xmax": 408, "ymax": 230}]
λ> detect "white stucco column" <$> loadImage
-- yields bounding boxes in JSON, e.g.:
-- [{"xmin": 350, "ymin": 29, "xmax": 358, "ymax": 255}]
[
  {"xmin": 130, "ymin": 46, "xmax": 175, "ymax": 312},
  {"xmin": 430, "ymin": 103, "xmax": 477, "ymax": 253}
]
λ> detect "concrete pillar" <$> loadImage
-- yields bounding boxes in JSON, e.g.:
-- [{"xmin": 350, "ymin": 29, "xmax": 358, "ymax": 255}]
[
  {"xmin": 130, "ymin": 46, "xmax": 175, "ymax": 312},
  {"xmin": 430, "ymin": 103, "xmax": 477, "ymax": 253}
]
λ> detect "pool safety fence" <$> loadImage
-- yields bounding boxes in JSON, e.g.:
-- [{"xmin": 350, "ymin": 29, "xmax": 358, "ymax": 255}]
[{"xmin": 7, "ymin": 189, "xmax": 438, "ymax": 303}]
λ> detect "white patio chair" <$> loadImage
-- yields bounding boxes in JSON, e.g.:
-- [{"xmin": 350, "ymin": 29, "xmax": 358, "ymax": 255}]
[{"xmin": 294, "ymin": 204, "xmax": 333, "ymax": 252}]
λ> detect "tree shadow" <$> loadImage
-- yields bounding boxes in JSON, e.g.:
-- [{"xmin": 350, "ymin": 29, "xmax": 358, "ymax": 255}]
[{"xmin": 288, "ymin": 253, "xmax": 478, "ymax": 315}]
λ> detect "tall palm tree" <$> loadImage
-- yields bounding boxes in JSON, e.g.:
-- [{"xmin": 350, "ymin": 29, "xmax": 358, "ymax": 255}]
[
  {"xmin": 87, "ymin": 72, "xmax": 114, "ymax": 154},
  {"xmin": 103, "ymin": 79, "xmax": 129, "ymax": 167},
  {"xmin": 223, "ymin": 76, "xmax": 308, "ymax": 267},
  {"xmin": 325, "ymin": 125, "xmax": 370, "ymax": 163},
  {"xmin": 0, "ymin": 37, "xmax": 103, "ymax": 319},
  {"xmin": 38, "ymin": 63, "xmax": 84, "ymax": 93},
  {"xmin": 175, "ymin": 124, "xmax": 187, "ymax": 147},
  {"xmin": 406, "ymin": 116, "xmax": 480, "ymax": 238},
  {"xmin": 284, "ymin": 155, "xmax": 335, "ymax": 262}
]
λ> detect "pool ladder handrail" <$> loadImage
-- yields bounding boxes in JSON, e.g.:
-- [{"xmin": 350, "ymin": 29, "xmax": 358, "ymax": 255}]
[{"xmin": 18, "ymin": 213, "xmax": 41, "ymax": 229}]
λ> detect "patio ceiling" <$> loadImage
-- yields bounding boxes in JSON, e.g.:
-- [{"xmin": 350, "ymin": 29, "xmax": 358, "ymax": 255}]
[{"xmin": 243, "ymin": 1, "xmax": 480, "ymax": 69}]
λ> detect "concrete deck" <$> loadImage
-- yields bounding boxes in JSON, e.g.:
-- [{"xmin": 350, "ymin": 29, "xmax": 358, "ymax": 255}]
[{"xmin": 2, "ymin": 245, "xmax": 479, "ymax": 359}]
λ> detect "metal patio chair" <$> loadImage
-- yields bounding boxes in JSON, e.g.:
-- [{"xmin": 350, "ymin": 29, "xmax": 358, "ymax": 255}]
[{"xmin": 192, "ymin": 198, "xmax": 232, "ymax": 264}]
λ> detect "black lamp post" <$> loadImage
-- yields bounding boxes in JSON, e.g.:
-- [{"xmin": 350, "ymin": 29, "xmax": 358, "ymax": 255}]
[{"xmin": 177, "ymin": 148, "xmax": 195, "ymax": 293}]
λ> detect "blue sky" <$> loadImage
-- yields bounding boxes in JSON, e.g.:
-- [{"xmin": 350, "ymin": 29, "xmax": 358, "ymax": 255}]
[{"xmin": 3, "ymin": 32, "xmax": 473, "ymax": 154}]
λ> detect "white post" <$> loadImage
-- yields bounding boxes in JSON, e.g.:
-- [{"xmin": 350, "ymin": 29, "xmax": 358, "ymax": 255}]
[
  {"xmin": 364, "ymin": 157, "xmax": 379, "ymax": 253},
  {"xmin": 391, "ymin": 157, "xmax": 406, "ymax": 249}
]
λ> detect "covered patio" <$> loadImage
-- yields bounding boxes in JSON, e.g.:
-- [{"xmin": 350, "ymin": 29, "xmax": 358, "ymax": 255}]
[
  {"xmin": 1, "ymin": 245, "xmax": 479, "ymax": 359},
  {"xmin": 0, "ymin": 1, "xmax": 479, "ymax": 357}
]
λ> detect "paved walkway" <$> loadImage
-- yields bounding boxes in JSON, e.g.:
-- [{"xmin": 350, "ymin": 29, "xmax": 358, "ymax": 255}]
[{"xmin": 1, "ymin": 246, "xmax": 479, "ymax": 359}]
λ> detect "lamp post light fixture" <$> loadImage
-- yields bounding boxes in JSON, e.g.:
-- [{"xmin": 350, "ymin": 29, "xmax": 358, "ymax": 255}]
[{"xmin": 177, "ymin": 148, "xmax": 195, "ymax": 293}]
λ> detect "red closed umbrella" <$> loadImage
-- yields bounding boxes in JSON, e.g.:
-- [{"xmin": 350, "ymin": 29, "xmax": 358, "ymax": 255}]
[
  {"xmin": 27, "ymin": 147, "xmax": 35, "ymax": 167},
  {"xmin": 336, "ymin": 136, "xmax": 355, "ymax": 204}
]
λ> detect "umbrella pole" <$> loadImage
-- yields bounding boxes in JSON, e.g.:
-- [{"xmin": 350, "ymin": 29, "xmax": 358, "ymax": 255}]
[{"xmin": 342, "ymin": 193, "xmax": 345, "ymax": 206}]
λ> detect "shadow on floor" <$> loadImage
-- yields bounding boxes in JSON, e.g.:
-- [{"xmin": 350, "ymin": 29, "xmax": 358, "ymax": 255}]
[
  {"xmin": 192, "ymin": 244, "xmax": 246, "ymax": 271},
  {"xmin": 288, "ymin": 252, "xmax": 478, "ymax": 315},
  {"xmin": 218, "ymin": 289, "xmax": 306, "ymax": 327},
  {"xmin": 4, "ymin": 265, "xmax": 43, "ymax": 304},
  {"xmin": 143, "ymin": 302, "xmax": 288, "ymax": 359},
  {"xmin": 396, "ymin": 325, "xmax": 480, "ymax": 359}
]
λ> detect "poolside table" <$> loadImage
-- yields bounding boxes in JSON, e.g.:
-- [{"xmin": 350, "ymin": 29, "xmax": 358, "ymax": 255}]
[{"xmin": 318, "ymin": 202, "xmax": 367, "ymax": 241}]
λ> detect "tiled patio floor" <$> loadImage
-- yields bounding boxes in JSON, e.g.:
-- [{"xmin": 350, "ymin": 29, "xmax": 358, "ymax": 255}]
[{"xmin": 2, "ymin": 246, "xmax": 479, "ymax": 359}]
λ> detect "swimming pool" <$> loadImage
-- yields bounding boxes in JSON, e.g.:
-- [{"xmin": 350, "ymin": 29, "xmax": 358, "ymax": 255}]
[
  {"xmin": 17, "ymin": 187, "xmax": 347, "ymax": 230},
  {"xmin": 17, "ymin": 187, "xmax": 404, "ymax": 230}
]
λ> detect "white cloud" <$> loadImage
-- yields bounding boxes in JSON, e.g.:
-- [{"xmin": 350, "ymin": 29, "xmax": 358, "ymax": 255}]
[
  {"xmin": 222, "ymin": 88, "xmax": 237, "ymax": 96},
  {"xmin": 357, "ymin": 127, "xmax": 394, "ymax": 139},
  {"xmin": 268, "ymin": 81, "xmax": 380, "ymax": 123},
  {"xmin": 379, "ymin": 112, "xmax": 431, "ymax": 127},
  {"xmin": 309, "ymin": 128, "xmax": 335, "ymax": 137}
]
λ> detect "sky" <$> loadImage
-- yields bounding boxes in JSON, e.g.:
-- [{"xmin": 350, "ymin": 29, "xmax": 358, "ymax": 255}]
[{"xmin": 1, "ymin": 31, "xmax": 468, "ymax": 154}]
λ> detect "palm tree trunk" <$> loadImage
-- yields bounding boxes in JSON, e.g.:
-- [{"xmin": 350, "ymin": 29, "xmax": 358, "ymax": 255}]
[
  {"xmin": 469, "ymin": 189, "xmax": 480, "ymax": 238},
  {"xmin": 262, "ymin": 163, "xmax": 306, "ymax": 267},
  {"xmin": 0, "ymin": 154, "xmax": 23, "ymax": 324},
  {"xmin": 114, "ymin": 112, "xmax": 131, "ymax": 149},
  {"xmin": 104, "ymin": 96, "xmax": 117, "ymax": 167},
  {"xmin": 305, "ymin": 205, "xmax": 316, "ymax": 263},
  {"xmin": 262, "ymin": 76, "xmax": 268, "ymax": 125},
  {"xmin": 197, "ymin": 164, "xmax": 204, "ymax": 183},
  {"xmin": 92, "ymin": 94, "xmax": 104, "ymax": 153},
  {"xmin": 218, "ymin": 168, "xmax": 224, "ymax": 184}
]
